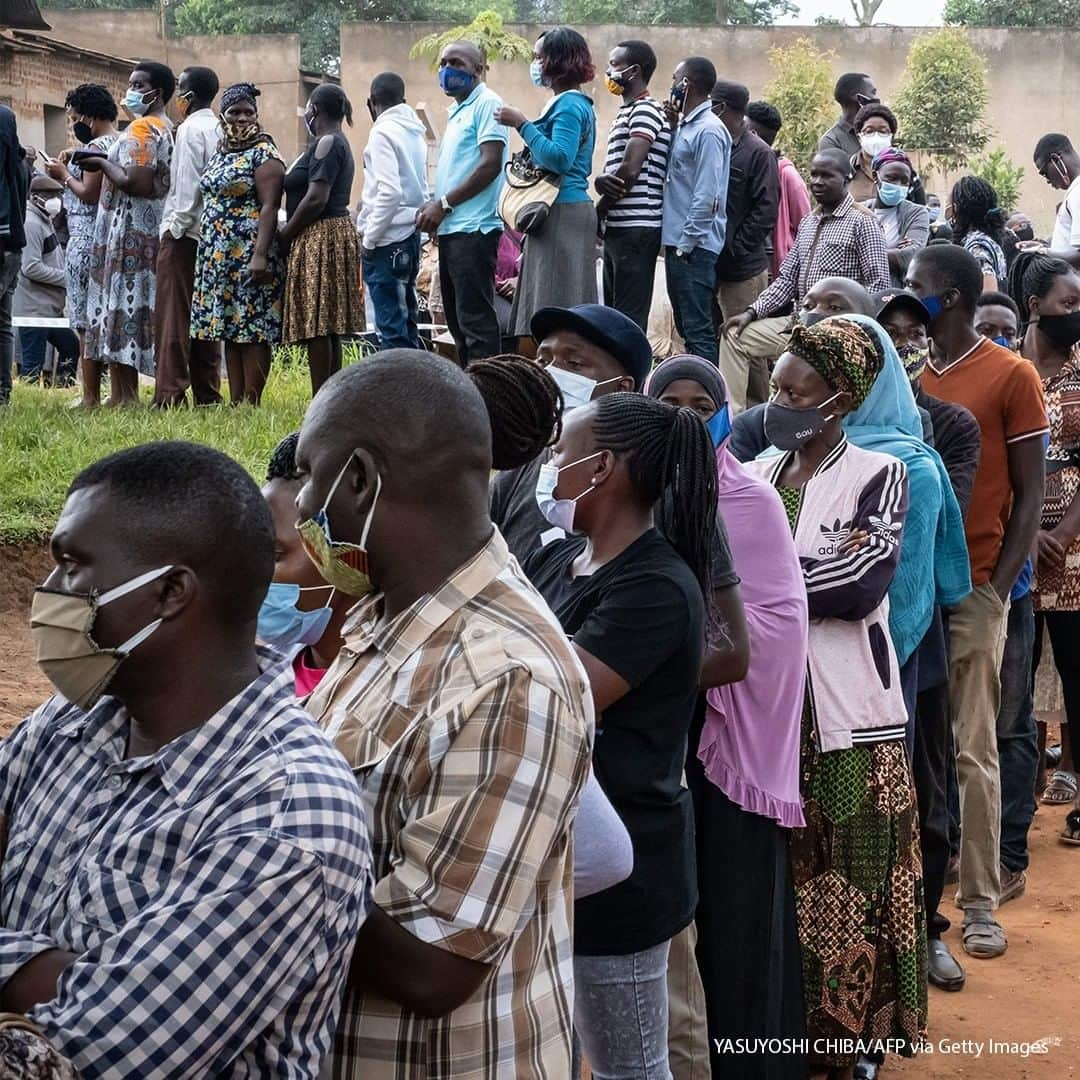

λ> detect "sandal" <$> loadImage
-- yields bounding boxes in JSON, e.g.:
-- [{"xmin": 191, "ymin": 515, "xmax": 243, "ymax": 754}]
[
  {"xmin": 1061, "ymin": 808, "xmax": 1080, "ymax": 846},
  {"xmin": 962, "ymin": 912, "xmax": 1007, "ymax": 959},
  {"xmin": 1041, "ymin": 770, "xmax": 1078, "ymax": 805}
]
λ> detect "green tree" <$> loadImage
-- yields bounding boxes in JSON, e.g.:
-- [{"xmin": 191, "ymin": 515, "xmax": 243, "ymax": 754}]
[
  {"xmin": 559, "ymin": 0, "xmax": 796, "ymax": 24},
  {"xmin": 893, "ymin": 28, "xmax": 990, "ymax": 176},
  {"xmin": 944, "ymin": 0, "xmax": 1080, "ymax": 25},
  {"xmin": 411, "ymin": 10, "xmax": 532, "ymax": 71},
  {"xmin": 813, "ymin": 13, "xmax": 846, "ymax": 24},
  {"xmin": 971, "ymin": 147, "xmax": 1025, "ymax": 214},
  {"xmin": 763, "ymin": 38, "xmax": 835, "ymax": 175}
]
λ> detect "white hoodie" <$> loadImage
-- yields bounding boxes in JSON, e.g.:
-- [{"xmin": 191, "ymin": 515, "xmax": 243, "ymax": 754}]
[{"xmin": 357, "ymin": 102, "xmax": 429, "ymax": 250}]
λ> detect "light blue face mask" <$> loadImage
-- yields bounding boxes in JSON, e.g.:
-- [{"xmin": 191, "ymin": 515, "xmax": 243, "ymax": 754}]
[
  {"xmin": 124, "ymin": 87, "xmax": 155, "ymax": 117},
  {"xmin": 257, "ymin": 582, "xmax": 334, "ymax": 649},
  {"xmin": 877, "ymin": 181, "xmax": 910, "ymax": 207},
  {"xmin": 530, "ymin": 59, "xmax": 546, "ymax": 87}
]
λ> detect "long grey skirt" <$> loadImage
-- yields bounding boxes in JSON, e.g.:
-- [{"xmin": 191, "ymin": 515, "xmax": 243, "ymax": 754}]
[{"xmin": 510, "ymin": 199, "xmax": 599, "ymax": 337}]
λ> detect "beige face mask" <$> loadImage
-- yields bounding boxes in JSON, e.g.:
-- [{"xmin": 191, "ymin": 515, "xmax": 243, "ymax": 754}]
[{"xmin": 30, "ymin": 565, "xmax": 172, "ymax": 711}]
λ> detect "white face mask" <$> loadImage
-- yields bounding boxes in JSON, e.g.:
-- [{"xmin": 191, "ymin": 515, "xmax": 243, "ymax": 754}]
[
  {"xmin": 546, "ymin": 365, "xmax": 623, "ymax": 413},
  {"xmin": 43, "ymin": 197, "xmax": 62, "ymax": 217},
  {"xmin": 535, "ymin": 452, "xmax": 604, "ymax": 535},
  {"xmin": 859, "ymin": 132, "xmax": 892, "ymax": 158}
]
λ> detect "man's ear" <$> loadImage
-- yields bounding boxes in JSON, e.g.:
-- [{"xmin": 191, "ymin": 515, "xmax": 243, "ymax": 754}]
[
  {"xmin": 157, "ymin": 566, "xmax": 198, "ymax": 622},
  {"xmin": 349, "ymin": 448, "xmax": 380, "ymax": 513}
]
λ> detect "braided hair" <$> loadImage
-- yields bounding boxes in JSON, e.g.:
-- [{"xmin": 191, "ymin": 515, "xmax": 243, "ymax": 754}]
[
  {"xmin": 591, "ymin": 393, "xmax": 718, "ymax": 605},
  {"xmin": 468, "ymin": 355, "xmax": 563, "ymax": 470},
  {"xmin": 949, "ymin": 176, "xmax": 1008, "ymax": 247},
  {"xmin": 266, "ymin": 431, "xmax": 302, "ymax": 482},
  {"xmin": 1007, "ymin": 250, "xmax": 1075, "ymax": 330}
]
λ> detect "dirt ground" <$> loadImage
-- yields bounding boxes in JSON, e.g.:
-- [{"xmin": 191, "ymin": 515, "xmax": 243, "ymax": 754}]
[{"xmin": 1, "ymin": 544, "xmax": 1077, "ymax": 1078}]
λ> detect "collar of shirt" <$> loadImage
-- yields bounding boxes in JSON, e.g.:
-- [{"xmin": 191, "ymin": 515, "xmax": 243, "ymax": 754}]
[
  {"xmin": 448, "ymin": 81, "xmax": 486, "ymax": 118},
  {"xmin": 341, "ymin": 530, "xmax": 507, "ymax": 673},
  {"xmin": 679, "ymin": 100, "xmax": 712, "ymax": 128},
  {"xmin": 56, "ymin": 648, "xmax": 295, "ymax": 806},
  {"xmin": 815, "ymin": 192, "xmax": 856, "ymax": 222}
]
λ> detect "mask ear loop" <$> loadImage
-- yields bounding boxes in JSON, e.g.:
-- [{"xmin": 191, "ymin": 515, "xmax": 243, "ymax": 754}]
[
  {"xmin": 358, "ymin": 472, "xmax": 383, "ymax": 549},
  {"xmin": 819, "ymin": 390, "xmax": 844, "ymax": 424},
  {"xmin": 97, "ymin": 565, "xmax": 174, "ymax": 606}
]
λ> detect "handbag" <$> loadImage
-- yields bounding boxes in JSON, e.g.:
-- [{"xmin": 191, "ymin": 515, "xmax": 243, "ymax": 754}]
[{"xmin": 498, "ymin": 149, "xmax": 561, "ymax": 235}]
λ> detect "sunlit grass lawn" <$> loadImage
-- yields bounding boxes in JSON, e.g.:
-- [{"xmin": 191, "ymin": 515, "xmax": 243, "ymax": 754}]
[{"xmin": 0, "ymin": 348, "xmax": 355, "ymax": 545}]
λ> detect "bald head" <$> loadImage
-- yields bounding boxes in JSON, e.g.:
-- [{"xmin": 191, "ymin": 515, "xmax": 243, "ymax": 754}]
[
  {"xmin": 439, "ymin": 40, "xmax": 486, "ymax": 77},
  {"xmin": 802, "ymin": 277, "xmax": 875, "ymax": 320}
]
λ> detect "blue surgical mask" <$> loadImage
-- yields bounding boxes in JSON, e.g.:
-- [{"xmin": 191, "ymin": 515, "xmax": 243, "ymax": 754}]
[
  {"xmin": 928, "ymin": 206, "xmax": 941, "ymax": 223},
  {"xmin": 530, "ymin": 59, "xmax": 545, "ymax": 87},
  {"xmin": 124, "ymin": 87, "xmax": 155, "ymax": 117},
  {"xmin": 535, "ymin": 452, "xmax": 603, "ymax": 534},
  {"xmin": 257, "ymin": 582, "xmax": 334, "ymax": 649},
  {"xmin": 706, "ymin": 407, "xmax": 732, "ymax": 448},
  {"xmin": 920, "ymin": 294, "xmax": 944, "ymax": 321},
  {"xmin": 546, "ymin": 364, "xmax": 623, "ymax": 413},
  {"xmin": 992, "ymin": 334, "xmax": 1013, "ymax": 350},
  {"xmin": 877, "ymin": 181, "xmax": 910, "ymax": 207},
  {"xmin": 439, "ymin": 67, "xmax": 476, "ymax": 96}
]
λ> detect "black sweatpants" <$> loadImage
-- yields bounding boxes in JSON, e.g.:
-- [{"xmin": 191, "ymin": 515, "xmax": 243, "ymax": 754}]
[
  {"xmin": 602, "ymin": 226, "xmax": 661, "ymax": 333},
  {"xmin": 438, "ymin": 229, "xmax": 501, "ymax": 366}
]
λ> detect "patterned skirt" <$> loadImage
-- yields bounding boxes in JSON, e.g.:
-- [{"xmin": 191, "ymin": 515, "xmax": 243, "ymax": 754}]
[
  {"xmin": 789, "ymin": 701, "xmax": 928, "ymax": 1067},
  {"xmin": 1035, "ymin": 465, "xmax": 1080, "ymax": 611},
  {"xmin": 282, "ymin": 215, "xmax": 364, "ymax": 344}
]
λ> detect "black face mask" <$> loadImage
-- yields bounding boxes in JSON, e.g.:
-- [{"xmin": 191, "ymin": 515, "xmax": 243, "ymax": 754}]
[
  {"xmin": 800, "ymin": 311, "xmax": 828, "ymax": 327},
  {"xmin": 72, "ymin": 120, "xmax": 93, "ymax": 144},
  {"xmin": 764, "ymin": 393, "xmax": 842, "ymax": 451},
  {"xmin": 1037, "ymin": 311, "xmax": 1080, "ymax": 350},
  {"xmin": 1013, "ymin": 224, "xmax": 1035, "ymax": 243}
]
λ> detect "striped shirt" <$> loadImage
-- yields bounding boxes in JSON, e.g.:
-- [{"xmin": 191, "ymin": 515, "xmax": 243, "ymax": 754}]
[
  {"xmin": 751, "ymin": 193, "xmax": 890, "ymax": 317},
  {"xmin": 602, "ymin": 94, "xmax": 671, "ymax": 229},
  {"xmin": 0, "ymin": 654, "xmax": 371, "ymax": 1079},
  {"xmin": 308, "ymin": 530, "xmax": 592, "ymax": 1079}
]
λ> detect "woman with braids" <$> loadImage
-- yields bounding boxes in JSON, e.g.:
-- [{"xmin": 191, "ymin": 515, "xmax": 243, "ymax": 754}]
[
  {"xmin": 191, "ymin": 82, "xmax": 285, "ymax": 405},
  {"xmin": 1009, "ymin": 251, "xmax": 1080, "ymax": 836},
  {"xmin": 745, "ymin": 318, "xmax": 926, "ymax": 1080},
  {"xmin": 948, "ymin": 175, "xmax": 1010, "ymax": 290},
  {"xmin": 648, "ymin": 356, "xmax": 809, "ymax": 1080},
  {"xmin": 523, "ymin": 391, "xmax": 740, "ymax": 1078}
]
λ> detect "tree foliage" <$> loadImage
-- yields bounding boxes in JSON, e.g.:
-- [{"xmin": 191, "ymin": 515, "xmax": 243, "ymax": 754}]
[
  {"xmin": 971, "ymin": 147, "xmax": 1025, "ymax": 214},
  {"xmin": 943, "ymin": 0, "xmax": 1080, "ymax": 25},
  {"xmin": 763, "ymin": 38, "xmax": 835, "ymax": 176},
  {"xmin": 893, "ymin": 28, "xmax": 990, "ymax": 176},
  {"xmin": 411, "ymin": 11, "xmax": 532, "ymax": 71}
]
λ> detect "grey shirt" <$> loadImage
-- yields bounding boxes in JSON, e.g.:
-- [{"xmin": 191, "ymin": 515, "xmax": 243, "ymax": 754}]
[
  {"xmin": 13, "ymin": 203, "xmax": 65, "ymax": 318},
  {"xmin": 818, "ymin": 118, "xmax": 861, "ymax": 159}
]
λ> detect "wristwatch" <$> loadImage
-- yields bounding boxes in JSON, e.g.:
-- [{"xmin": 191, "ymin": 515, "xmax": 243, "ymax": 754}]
[{"xmin": 440, "ymin": 195, "xmax": 454, "ymax": 215}]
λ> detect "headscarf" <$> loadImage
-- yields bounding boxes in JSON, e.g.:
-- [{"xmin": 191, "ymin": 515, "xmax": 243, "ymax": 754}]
[
  {"xmin": 219, "ymin": 82, "xmax": 265, "ymax": 152},
  {"xmin": 646, "ymin": 356, "xmax": 808, "ymax": 829},
  {"xmin": 221, "ymin": 82, "xmax": 259, "ymax": 112},
  {"xmin": 871, "ymin": 146, "xmax": 913, "ymax": 173},
  {"xmin": 788, "ymin": 318, "xmax": 884, "ymax": 410},
  {"xmin": 839, "ymin": 314, "xmax": 972, "ymax": 664}
]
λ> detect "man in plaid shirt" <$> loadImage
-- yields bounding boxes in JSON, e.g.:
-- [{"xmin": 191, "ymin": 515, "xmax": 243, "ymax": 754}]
[
  {"xmin": 718, "ymin": 148, "xmax": 891, "ymax": 413},
  {"xmin": 0, "ymin": 443, "xmax": 372, "ymax": 1078}
]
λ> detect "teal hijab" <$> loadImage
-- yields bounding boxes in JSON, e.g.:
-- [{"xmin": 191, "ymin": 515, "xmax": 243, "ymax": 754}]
[{"xmin": 840, "ymin": 314, "xmax": 972, "ymax": 664}]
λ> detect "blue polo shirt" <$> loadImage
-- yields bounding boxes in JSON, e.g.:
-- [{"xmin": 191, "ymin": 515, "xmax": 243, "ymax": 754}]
[{"xmin": 435, "ymin": 82, "xmax": 508, "ymax": 236}]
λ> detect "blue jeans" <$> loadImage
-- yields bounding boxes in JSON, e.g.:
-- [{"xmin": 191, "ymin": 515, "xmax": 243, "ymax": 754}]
[
  {"xmin": 574, "ymin": 940, "xmax": 672, "ymax": 1080},
  {"xmin": 665, "ymin": 246, "xmax": 719, "ymax": 365},
  {"xmin": 0, "ymin": 250, "xmax": 22, "ymax": 399},
  {"xmin": 997, "ymin": 590, "xmax": 1038, "ymax": 873},
  {"xmin": 19, "ymin": 326, "xmax": 79, "ymax": 384},
  {"xmin": 361, "ymin": 232, "xmax": 420, "ymax": 350}
]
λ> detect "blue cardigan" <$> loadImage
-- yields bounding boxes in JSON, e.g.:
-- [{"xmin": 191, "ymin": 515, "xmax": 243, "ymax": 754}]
[{"xmin": 519, "ymin": 90, "xmax": 595, "ymax": 204}]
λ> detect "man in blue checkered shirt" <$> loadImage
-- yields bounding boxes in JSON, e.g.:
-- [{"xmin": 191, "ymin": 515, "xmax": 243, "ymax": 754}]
[{"xmin": 0, "ymin": 443, "xmax": 372, "ymax": 1079}]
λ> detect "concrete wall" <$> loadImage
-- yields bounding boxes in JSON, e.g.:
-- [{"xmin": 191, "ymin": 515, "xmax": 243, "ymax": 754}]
[
  {"xmin": 340, "ymin": 22, "xmax": 1078, "ymax": 233},
  {"xmin": 42, "ymin": 10, "xmax": 307, "ymax": 160}
]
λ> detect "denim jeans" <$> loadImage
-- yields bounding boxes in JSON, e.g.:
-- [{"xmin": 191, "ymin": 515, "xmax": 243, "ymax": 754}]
[
  {"xmin": 604, "ymin": 227, "xmax": 661, "ymax": 332},
  {"xmin": 665, "ymin": 246, "xmax": 719, "ymax": 365},
  {"xmin": 0, "ymin": 249, "xmax": 23, "ymax": 399},
  {"xmin": 575, "ymin": 940, "xmax": 673, "ymax": 1080},
  {"xmin": 19, "ymin": 326, "xmax": 80, "ymax": 384},
  {"xmin": 361, "ymin": 232, "xmax": 420, "ymax": 350},
  {"xmin": 997, "ymin": 591, "xmax": 1038, "ymax": 873}
]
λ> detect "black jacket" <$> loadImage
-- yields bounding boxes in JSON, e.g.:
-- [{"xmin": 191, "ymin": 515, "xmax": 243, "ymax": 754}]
[{"xmin": 715, "ymin": 126, "xmax": 779, "ymax": 283}]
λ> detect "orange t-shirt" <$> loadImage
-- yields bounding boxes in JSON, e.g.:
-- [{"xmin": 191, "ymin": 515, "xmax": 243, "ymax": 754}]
[{"xmin": 923, "ymin": 339, "xmax": 1048, "ymax": 585}]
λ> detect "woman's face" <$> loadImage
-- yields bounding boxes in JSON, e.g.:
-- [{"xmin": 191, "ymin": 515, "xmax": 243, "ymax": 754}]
[
  {"xmin": 263, "ymin": 478, "xmax": 334, "ymax": 610},
  {"xmin": 224, "ymin": 101, "xmax": 258, "ymax": 124},
  {"xmin": 876, "ymin": 162, "xmax": 912, "ymax": 187},
  {"xmin": 657, "ymin": 378, "xmax": 718, "ymax": 422},
  {"xmin": 859, "ymin": 116, "xmax": 892, "ymax": 138},
  {"xmin": 548, "ymin": 403, "xmax": 609, "ymax": 508},
  {"xmin": 129, "ymin": 69, "xmax": 156, "ymax": 100},
  {"xmin": 1035, "ymin": 272, "xmax": 1080, "ymax": 319},
  {"xmin": 772, "ymin": 351, "xmax": 844, "ymax": 415}
]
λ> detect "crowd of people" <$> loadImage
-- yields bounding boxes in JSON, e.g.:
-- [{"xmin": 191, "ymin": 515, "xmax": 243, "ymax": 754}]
[{"xmin": 2, "ymin": 25, "xmax": 1080, "ymax": 1080}]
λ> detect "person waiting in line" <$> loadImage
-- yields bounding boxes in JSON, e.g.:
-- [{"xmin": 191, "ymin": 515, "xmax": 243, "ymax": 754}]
[
  {"xmin": 647, "ymin": 357, "xmax": 809, "ymax": 1080},
  {"xmin": 719, "ymin": 149, "xmax": 890, "ymax": 414},
  {"xmin": 661, "ymin": 56, "xmax": 730, "ymax": 366},
  {"xmin": 46, "ymin": 84, "xmax": 118, "ymax": 406},
  {"xmin": 866, "ymin": 147, "xmax": 929, "ymax": 287},
  {"xmin": 1006, "ymin": 212, "xmax": 1035, "ymax": 244},
  {"xmin": 495, "ymin": 28, "xmax": 598, "ymax": 339},
  {"xmin": 817, "ymin": 71, "xmax": 878, "ymax": 159},
  {"xmin": 80, "ymin": 60, "xmax": 175, "ymax": 407},
  {"xmin": 0, "ymin": 442, "xmax": 371, "ymax": 1077},
  {"xmin": 357, "ymin": 73, "xmax": 428, "ymax": 351},
  {"xmin": 13, "ymin": 176, "xmax": 79, "ymax": 386},
  {"xmin": 906, "ymin": 244, "xmax": 1048, "ymax": 963},
  {"xmin": 744, "ymin": 318, "xmax": 926, "ymax": 1080},
  {"xmin": 416, "ymin": 41, "xmax": 508, "ymax": 366},
  {"xmin": 846, "ymin": 102, "xmax": 925, "ymax": 207},
  {"xmin": 746, "ymin": 100, "xmax": 811, "ymax": 282},
  {"xmin": 295, "ymin": 351, "xmax": 592, "ymax": 1077},
  {"xmin": 1033, "ymin": 133, "xmax": 1080, "ymax": 256},
  {"xmin": 493, "ymin": 226, "xmax": 523, "ymax": 347},
  {"xmin": 522, "ymin": 392, "xmax": 734, "ymax": 1080},
  {"xmin": 190, "ymin": 82, "xmax": 284, "ymax": 406},
  {"xmin": 1008, "ymin": 252, "xmax": 1080, "ymax": 846},
  {"xmin": 152, "ymin": 65, "xmax": 222, "ymax": 407},
  {"xmin": 595, "ymin": 39, "xmax": 671, "ymax": 332},
  {"xmin": 975, "ymin": 290, "xmax": 1022, "ymax": 351},
  {"xmin": 712, "ymin": 81, "xmax": 779, "ymax": 408},
  {"xmin": 0, "ymin": 104, "xmax": 28, "ymax": 406},
  {"xmin": 489, "ymin": 303, "xmax": 653, "ymax": 563},
  {"xmin": 947, "ymin": 176, "xmax": 1010, "ymax": 291},
  {"xmin": 280, "ymin": 83, "xmax": 364, "ymax": 396}
]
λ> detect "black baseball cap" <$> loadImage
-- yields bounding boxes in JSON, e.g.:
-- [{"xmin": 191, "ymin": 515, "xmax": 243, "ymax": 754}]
[
  {"xmin": 530, "ymin": 304, "xmax": 653, "ymax": 391},
  {"xmin": 873, "ymin": 289, "xmax": 931, "ymax": 326}
]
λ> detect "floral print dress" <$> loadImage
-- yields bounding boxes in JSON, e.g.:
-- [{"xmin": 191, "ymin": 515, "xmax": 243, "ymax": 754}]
[
  {"xmin": 84, "ymin": 116, "xmax": 171, "ymax": 372},
  {"xmin": 191, "ymin": 136, "xmax": 284, "ymax": 345}
]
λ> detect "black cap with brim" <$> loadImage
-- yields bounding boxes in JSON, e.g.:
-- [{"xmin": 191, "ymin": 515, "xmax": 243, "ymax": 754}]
[
  {"xmin": 530, "ymin": 304, "xmax": 653, "ymax": 391},
  {"xmin": 873, "ymin": 288, "xmax": 931, "ymax": 326}
]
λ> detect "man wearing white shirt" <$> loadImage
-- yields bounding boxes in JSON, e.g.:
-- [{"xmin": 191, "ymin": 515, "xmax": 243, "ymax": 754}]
[
  {"xmin": 153, "ymin": 66, "xmax": 221, "ymax": 407},
  {"xmin": 1034, "ymin": 133, "xmax": 1080, "ymax": 253}
]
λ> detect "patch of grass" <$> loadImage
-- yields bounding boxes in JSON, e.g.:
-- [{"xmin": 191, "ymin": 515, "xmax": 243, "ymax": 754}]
[{"xmin": 0, "ymin": 350, "xmax": 336, "ymax": 545}]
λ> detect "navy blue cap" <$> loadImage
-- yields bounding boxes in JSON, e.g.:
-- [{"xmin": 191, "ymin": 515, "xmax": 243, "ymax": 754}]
[
  {"xmin": 873, "ymin": 288, "xmax": 931, "ymax": 326},
  {"xmin": 530, "ymin": 304, "xmax": 653, "ymax": 391}
]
